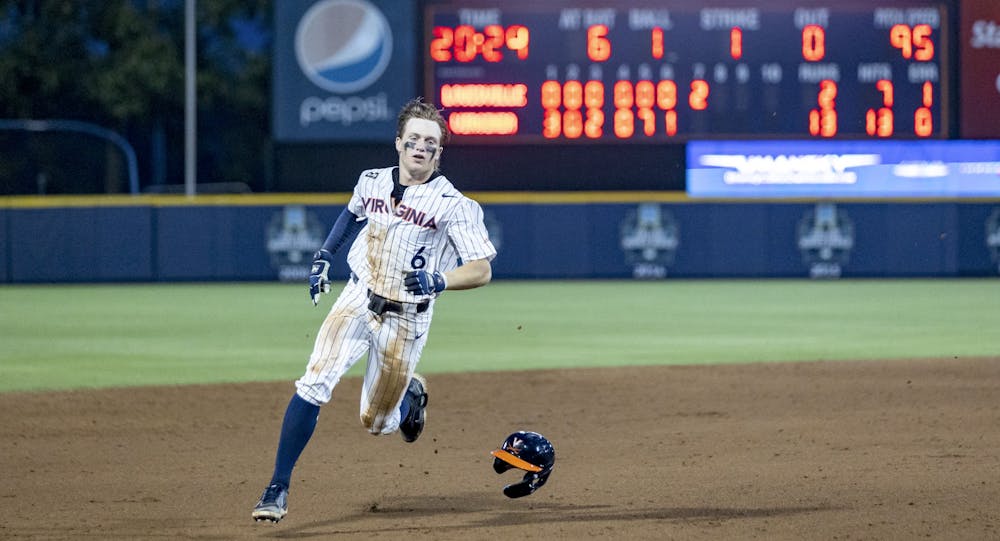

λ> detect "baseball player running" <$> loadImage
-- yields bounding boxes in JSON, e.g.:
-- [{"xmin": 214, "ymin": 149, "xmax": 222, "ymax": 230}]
[{"xmin": 252, "ymin": 98, "xmax": 496, "ymax": 523}]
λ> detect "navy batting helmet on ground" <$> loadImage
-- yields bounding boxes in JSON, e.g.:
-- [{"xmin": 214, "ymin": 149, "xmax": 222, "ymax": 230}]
[{"xmin": 490, "ymin": 431, "xmax": 555, "ymax": 498}]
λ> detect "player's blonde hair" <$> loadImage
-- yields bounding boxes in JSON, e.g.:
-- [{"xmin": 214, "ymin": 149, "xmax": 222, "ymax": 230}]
[{"xmin": 396, "ymin": 98, "xmax": 450, "ymax": 146}]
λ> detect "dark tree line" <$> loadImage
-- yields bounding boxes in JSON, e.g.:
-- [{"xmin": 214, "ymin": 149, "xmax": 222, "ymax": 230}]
[{"xmin": 0, "ymin": 0, "xmax": 272, "ymax": 194}]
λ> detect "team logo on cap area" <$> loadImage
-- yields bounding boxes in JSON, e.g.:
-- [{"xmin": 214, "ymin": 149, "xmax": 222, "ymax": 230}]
[
  {"xmin": 295, "ymin": 0, "xmax": 393, "ymax": 94},
  {"xmin": 507, "ymin": 437, "xmax": 524, "ymax": 453}
]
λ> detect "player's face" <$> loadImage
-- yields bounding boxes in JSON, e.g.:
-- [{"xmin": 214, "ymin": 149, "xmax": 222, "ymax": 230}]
[{"xmin": 396, "ymin": 118, "xmax": 443, "ymax": 180}]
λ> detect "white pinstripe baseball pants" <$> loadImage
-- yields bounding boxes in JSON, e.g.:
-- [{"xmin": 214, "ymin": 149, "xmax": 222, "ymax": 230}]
[{"xmin": 294, "ymin": 278, "xmax": 433, "ymax": 435}]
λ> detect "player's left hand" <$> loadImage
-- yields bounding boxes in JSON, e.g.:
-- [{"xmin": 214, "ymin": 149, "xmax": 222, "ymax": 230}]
[
  {"xmin": 404, "ymin": 270, "xmax": 447, "ymax": 295},
  {"xmin": 309, "ymin": 249, "xmax": 334, "ymax": 305}
]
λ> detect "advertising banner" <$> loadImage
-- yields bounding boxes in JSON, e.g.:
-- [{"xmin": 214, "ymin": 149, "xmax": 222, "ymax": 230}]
[
  {"xmin": 273, "ymin": 0, "xmax": 417, "ymax": 141},
  {"xmin": 686, "ymin": 140, "xmax": 1000, "ymax": 198},
  {"xmin": 960, "ymin": 0, "xmax": 1000, "ymax": 138}
]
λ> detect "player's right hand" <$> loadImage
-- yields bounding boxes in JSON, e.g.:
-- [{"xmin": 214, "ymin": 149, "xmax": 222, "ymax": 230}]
[{"xmin": 308, "ymin": 249, "xmax": 334, "ymax": 305}]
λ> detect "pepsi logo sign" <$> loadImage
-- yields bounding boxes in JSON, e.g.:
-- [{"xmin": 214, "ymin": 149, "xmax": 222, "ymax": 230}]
[{"xmin": 295, "ymin": 0, "xmax": 393, "ymax": 94}]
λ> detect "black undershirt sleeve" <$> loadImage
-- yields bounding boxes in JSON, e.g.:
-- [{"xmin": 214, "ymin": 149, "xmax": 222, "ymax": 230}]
[{"xmin": 320, "ymin": 207, "xmax": 366, "ymax": 254}]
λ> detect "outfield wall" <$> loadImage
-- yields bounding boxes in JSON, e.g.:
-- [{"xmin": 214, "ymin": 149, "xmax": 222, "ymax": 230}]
[{"xmin": 2, "ymin": 195, "xmax": 999, "ymax": 282}]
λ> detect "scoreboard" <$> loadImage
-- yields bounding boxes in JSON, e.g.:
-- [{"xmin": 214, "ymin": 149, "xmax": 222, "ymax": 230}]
[{"xmin": 423, "ymin": 0, "xmax": 952, "ymax": 142}]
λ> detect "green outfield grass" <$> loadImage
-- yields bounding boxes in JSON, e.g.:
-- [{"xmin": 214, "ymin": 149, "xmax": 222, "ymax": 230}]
[{"xmin": 1, "ymin": 279, "xmax": 998, "ymax": 393}]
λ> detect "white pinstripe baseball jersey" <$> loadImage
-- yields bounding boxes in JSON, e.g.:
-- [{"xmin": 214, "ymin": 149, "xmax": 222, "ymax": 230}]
[{"xmin": 345, "ymin": 166, "xmax": 497, "ymax": 301}]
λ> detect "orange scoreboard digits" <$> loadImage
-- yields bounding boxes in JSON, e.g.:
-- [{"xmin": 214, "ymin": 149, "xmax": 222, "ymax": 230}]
[{"xmin": 425, "ymin": 1, "xmax": 950, "ymax": 142}]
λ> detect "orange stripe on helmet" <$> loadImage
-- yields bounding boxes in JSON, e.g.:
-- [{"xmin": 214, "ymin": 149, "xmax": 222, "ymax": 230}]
[{"xmin": 491, "ymin": 449, "xmax": 543, "ymax": 472}]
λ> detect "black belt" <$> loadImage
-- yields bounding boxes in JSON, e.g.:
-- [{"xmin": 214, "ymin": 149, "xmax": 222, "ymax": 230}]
[
  {"xmin": 353, "ymin": 274, "xmax": 429, "ymax": 315},
  {"xmin": 367, "ymin": 290, "xmax": 430, "ymax": 315}
]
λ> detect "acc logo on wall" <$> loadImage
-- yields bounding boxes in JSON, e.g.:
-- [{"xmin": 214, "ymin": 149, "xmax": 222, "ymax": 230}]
[
  {"xmin": 266, "ymin": 206, "xmax": 327, "ymax": 282},
  {"xmin": 797, "ymin": 203, "xmax": 854, "ymax": 279},
  {"xmin": 620, "ymin": 203, "xmax": 680, "ymax": 279},
  {"xmin": 987, "ymin": 208, "xmax": 1000, "ymax": 275},
  {"xmin": 295, "ymin": 0, "xmax": 393, "ymax": 94}
]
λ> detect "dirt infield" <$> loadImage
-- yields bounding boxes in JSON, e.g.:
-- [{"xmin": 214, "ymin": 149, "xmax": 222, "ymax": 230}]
[{"xmin": 2, "ymin": 357, "xmax": 998, "ymax": 540}]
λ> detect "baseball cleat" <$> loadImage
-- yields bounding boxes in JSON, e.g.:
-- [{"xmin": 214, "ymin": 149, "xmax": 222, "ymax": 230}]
[
  {"xmin": 400, "ymin": 374, "xmax": 428, "ymax": 443},
  {"xmin": 252, "ymin": 484, "xmax": 288, "ymax": 523}
]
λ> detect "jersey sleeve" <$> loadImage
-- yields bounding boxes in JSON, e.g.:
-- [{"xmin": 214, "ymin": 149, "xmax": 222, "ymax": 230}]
[
  {"xmin": 347, "ymin": 170, "xmax": 375, "ymax": 217},
  {"xmin": 446, "ymin": 198, "xmax": 497, "ymax": 265}
]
